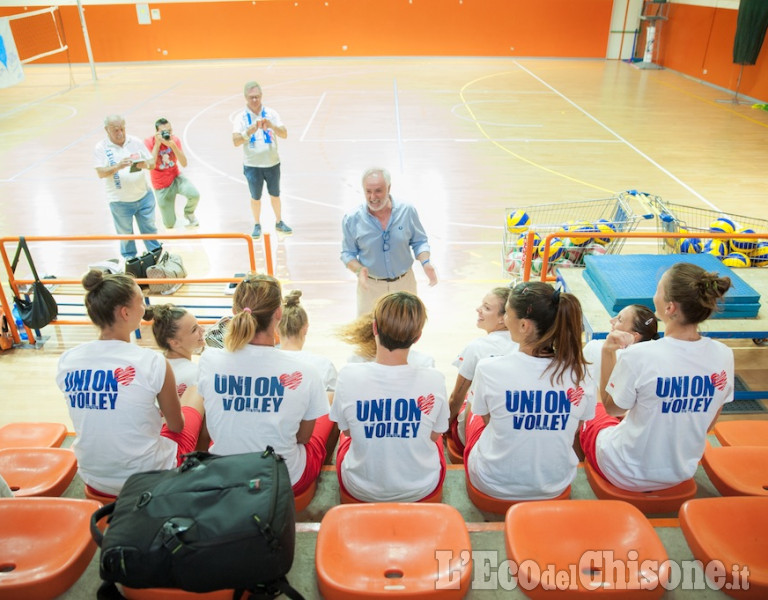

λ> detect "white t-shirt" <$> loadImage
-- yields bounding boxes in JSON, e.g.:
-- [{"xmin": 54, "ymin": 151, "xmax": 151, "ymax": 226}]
[
  {"xmin": 596, "ymin": 336, "xmax": 734, "ymax": 491},
  {"xmin": 281, "ymin": 349, "xmax": 337, "ymax": 392},
  {"xmin": 198, "ymin": 346, "xmax": 328, "ymax": 485},
  {"xmin": 56, "ymin": 340, "xmax": 176, "ymax": 495},
  {"xmin": 233, "ymin": 106, "xmax": 283, "ymax": 168},
  {"xmin": 347, "ymin": 348, "xmax": 435, "ymax": 368},
  {"xmin": 330, "ymin": 362, "xmax": 449, "ymax": 502},
  {"xmin": 168, "ymin": 357, "xmax": 198, "ymax": 397},
  {"xmin": 93, "ymin": 135, "xmax": 152, "ymax": 203},
  {"xmin": 468, "ymin": 353, "xmax": 596, "ymax": 500},
  {"xmin": 452, "ymin": 330, "xmax": 518, "ymax": 380}
]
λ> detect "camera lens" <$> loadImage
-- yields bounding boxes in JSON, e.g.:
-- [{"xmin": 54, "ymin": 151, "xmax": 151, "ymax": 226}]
[{"xmin": 161, "ymin": 131, "xmax": 171, "ymax": 140}]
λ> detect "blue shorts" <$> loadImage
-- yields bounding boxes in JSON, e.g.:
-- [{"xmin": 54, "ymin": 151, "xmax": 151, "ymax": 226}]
[{"xmin": 244, "ymin": 164, "xmax": 280, "ymax": 200}]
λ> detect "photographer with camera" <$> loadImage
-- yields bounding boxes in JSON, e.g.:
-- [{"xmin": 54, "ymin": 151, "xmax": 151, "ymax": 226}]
[{"xmin": 145, "ymin": 117, "xmax": 201, "ymax": 229}]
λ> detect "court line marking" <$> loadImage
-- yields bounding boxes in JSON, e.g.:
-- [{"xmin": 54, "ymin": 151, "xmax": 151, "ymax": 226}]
[
  {"xmin": 301, "ymin": 137, "xmax": 621, "ymax": 143},
  {"xmin": 459, "ymin": 71, "xmax": 615, "ymax": 194},
  {"xmin": 300, "ymin": 92, "xmax": 326, "ymax": 142},
  {"xmin": 513, "ymin": 61, "xmax": 722, "ymax": 211}
]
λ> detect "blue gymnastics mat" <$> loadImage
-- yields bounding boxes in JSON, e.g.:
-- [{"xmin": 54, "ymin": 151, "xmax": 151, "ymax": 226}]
[{"xmin": 583, "ymin": 254, "xmax": 761, "ymax": 318}]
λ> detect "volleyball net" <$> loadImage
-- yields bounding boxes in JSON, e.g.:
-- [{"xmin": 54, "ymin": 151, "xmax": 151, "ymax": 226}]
[{"xmin": 6, "ymin": 6, "xmax": 69, "ymax": 64}]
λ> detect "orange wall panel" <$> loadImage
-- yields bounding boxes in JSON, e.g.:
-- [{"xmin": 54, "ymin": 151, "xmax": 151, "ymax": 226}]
[{"xmin": 1, "ymin": 0, "xmax": 612, "ymax": 62}]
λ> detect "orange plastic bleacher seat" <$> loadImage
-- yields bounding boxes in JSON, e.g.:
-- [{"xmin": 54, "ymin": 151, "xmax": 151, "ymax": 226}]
[
  {"xmin": 701, "ymin": 445, "xmax": 768, "ymax": 497},
  {"xmin": 315, "ymin": 503, "xmax": 472, "ymax": 599},
  {"xmin": 505, "ymin": 499, "xmax": 669, "ymax": 599},
  {"xmin": 294, "ymin": 478, "xmax": 317, "ymax": 513},
  {"xmin": 84, "ymin": 484, "xmax": 118, "ymax": 505},
  {"xmin": 0, "ymin": 497, "xmax": 101, "ymax": 600},
  {"xmin": 680, "ymin": 497, "xmax": 768, "ymax": 599},
  {"xmin": 339, "ymin": 481, "xmax": 443, "ymax": 504},
  {"xmin": 121, "ymin": 587, "xmax": 237, "ymax": 599},
  {"xmin": 444, "ymin": 435, "xmax": 464, "ymax": 465},
  {"xmin": 465, "ymin": 475, "xmax": 570, "ymax": 515},
  {"xmin": 713, "ymin": 420, "xmax": 768, "ymax": 447},
  {"xmin": 0, "ymin": 447, "xmax": 77, "ymax": 497},
  {"xmin": 584, "ymin": 460, "xmax": 696, "ymax": 514},
  {"xmin": 0, "ymin": 422, "xmax": 67, "ymax": 450}
]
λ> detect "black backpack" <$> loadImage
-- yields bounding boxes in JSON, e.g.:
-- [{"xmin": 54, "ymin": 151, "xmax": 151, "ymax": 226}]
[{"xmin": 90, "ymin": 448, "xmax": 304, "ymax": 599}]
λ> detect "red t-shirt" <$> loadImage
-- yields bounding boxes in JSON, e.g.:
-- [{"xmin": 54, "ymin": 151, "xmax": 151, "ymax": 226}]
[{"xmin": 144, "ymin": 135, "xmax": 181, "ymax": 190}]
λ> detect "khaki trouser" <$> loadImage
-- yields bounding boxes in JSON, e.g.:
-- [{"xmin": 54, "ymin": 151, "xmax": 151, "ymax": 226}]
[{"xmin": 356, "ymin": 268, "xmax": 417, "ymax": 316}]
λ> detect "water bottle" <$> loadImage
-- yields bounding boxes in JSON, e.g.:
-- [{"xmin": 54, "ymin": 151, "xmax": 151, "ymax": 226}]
[{"xmin": 11, "ymin": 304, "xmax": 28, "ymax": 342}]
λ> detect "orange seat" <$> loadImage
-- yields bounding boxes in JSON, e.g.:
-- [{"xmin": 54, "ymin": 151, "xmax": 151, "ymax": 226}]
[
  {"xmin": 0, "ymin": 448, "xmax": 77, "ymax": 497},
  {"xmin": 122, "ymin": 587, "xmax": 238, "ymax": 599},
  {"xmin": 0, "ymin": 422, "xmax": 67, "ymax": 450},
  {"xmin": 0, "ymin": 497, "xmax": 101, "ymax": 600},
  {"xmin": 505, "ymin": 499, "xmax": 668, "ymax": 599},
  {"xmin": 584, "ymin": 460, "xmax": 696, "ymax": 514},
  {"xmin": 680, "ymin": 497, "xmax": 768, "ymax": 599},
  {"xmin": 294, "ymin": 478, "xmax": 317, "ymax": 513},
  {"xmin": 466, "ymin": 475, "xmax": 570, "ymax": 514},
  {"xmin": 713, "ymin": 421, "xmax": 768, "ymax": 447},
  {"xmin": 316, "ymin": 503, "xmax": 472, "ymax": 599},
  {"xmin": 444, "ymin": 435, "xmax": 464, "ymax": 465},
  {"xmin": 701, "ymin": 445, "xmax": 768, "ymax": 497},
  {"xmin": 339, "ymin": 482, "xmax": 442, "ymax": 504}
]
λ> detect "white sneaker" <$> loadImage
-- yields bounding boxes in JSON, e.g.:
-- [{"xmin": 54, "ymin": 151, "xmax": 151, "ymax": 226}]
[{"xmin": 184, "ymin": 214, "xmax": 199, "ymax": 227}]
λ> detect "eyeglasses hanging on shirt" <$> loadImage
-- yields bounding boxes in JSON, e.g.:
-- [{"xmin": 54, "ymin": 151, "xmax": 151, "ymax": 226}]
[
  {"xmin": 246, "ymin": 109, "xmax": 273, "ymax": 146},
  {"xmin": 382, "ymin": 230, "xmax": 390, "ymax": 252}
]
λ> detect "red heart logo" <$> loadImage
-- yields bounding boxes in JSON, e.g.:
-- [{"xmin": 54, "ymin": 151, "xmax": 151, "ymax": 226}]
[
  {"xmin": 418, "ymin": 394, "xmax": 435, "ymax": 415},
  {"xmin": 567, "ymin": 387, "xmax": 584, "ymax": 406},
  {"xmin": 114, "ymin": 366, "xmax": 135, "ymax": 386},
  {"xmin": 177, "ymin": 383, "xmax": 187, "ymax": 397},
  {"xmin": 710, "ymin": 371, "xmax": 728, "ymax": 391},
  {"xmin": 279, "ymin": 371, "xmax": 303, "ymax": 390}
]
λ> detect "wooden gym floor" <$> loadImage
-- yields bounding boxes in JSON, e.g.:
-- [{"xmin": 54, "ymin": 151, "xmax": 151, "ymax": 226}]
[{"xmin": 1, "ymin": 57, "xmax": 767, "ymax": 426}]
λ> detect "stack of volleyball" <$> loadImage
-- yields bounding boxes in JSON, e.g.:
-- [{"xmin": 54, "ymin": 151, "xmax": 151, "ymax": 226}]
[{"xmin": 705, "ymin": 216, "xmax": 764, "ymax": 268}]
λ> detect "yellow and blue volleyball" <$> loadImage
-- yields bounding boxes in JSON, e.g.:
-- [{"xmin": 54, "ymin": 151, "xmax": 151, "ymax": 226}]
[
  {"xmin": 516, "ymin": 231, "xmax": 541, "ymax": 255},
  {"xmin": 506, "ymin": 210, "xmax": 530, "ymax": 234},
  {"xmin": 722, "ymin": 252, "xmax": 751, "ymax": 268},
  {"xmin": 703, "ymin": 239, "xmax": 727, "ymax": 259},
  {"xmin": 567, "ymin": 221, "xmax": 596, "ymax": 246},
  {"xmin": 678, "ymin": 237, "xmax": 702, "ymax": 254},
  {"xmin": 538, "ymin": 237, "xmax": 565, "ymax": 262},
  {"xmin": 751, "ymin": 242, "xmax": 768, "ymax": 266},
  {"xmin": 730, "ymin": 228, "xmax": 758, "ymax": 254},
  {"xmin": 709, "ymin": 217, "xmax": 737, "ymax": 235},
  {"xmin": 594, "ymin": 219, "xmax": 616, "ymax": 245}
]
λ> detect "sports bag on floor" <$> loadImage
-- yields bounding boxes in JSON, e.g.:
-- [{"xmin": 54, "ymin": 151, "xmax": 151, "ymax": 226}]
[
  {"xmin": 90, "ymin": 448, "xmax": 304, "ymax": 599},
  {"xmin": 146, "ymin": 250, "xmax": 187, "ymax": 295}
]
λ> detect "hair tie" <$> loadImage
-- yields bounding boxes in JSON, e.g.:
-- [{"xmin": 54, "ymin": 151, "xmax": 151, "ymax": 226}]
[
  {"xmin": 242, "ymin": 307, "xmax": 252, "ymax": 314},
  {"xmin": 552, "ymin": 289, "xmax": 561, "ymax": 304}
]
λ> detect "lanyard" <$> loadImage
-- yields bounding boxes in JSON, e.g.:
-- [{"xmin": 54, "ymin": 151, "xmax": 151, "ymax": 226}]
[{"xmin": 246, "ymin": 108, "xmax": 273, "ymax": 146}]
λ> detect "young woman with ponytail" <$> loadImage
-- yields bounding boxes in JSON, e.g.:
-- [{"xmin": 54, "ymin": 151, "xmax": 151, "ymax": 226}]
[{"xmin": 463, "ymin": 281, "xmax": 596, "ymax": 500}]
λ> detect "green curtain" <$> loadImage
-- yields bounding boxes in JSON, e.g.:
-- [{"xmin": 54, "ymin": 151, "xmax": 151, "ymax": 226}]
[{"xmin": 733, "ymin": 0, "xmax": 768, "ymax": 65}]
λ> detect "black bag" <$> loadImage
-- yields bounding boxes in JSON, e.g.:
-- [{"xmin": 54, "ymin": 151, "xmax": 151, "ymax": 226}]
[
  {"xmin": 124, "ymin": 246, "xmax": 163, "ymax": 279},
  {"xmin": 90, "ymin": 448, "xmax": 303, "ymax": 599},
  {"xmin": 11, "ymin": 237, "xmax": 58, "ymax": 330}
]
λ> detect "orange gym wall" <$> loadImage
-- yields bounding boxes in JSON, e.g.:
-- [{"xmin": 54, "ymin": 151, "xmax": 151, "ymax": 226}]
[
  {"xmin": 660, "ymin": 2, "xmax": 768, "ymax": 102},
  {"xmin": 2, "ymin": 0, "xmax": 612, "ymax": 61}
]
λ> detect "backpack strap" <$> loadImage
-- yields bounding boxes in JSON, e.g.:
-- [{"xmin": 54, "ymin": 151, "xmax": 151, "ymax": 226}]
[
  {"xmin": 97, "ymin": 581, "xmax": 127, "ymax": 600},
  {"xmin": 90, "ymin": 502, "xmax": 116, "ymax": 547},
  {"xmin": 237, "ymin": 577, "xmax": 306, "ymax": 600},
  {"xmin": 11, "ymin": 237, "xmax": 42, "ymax": 281}
]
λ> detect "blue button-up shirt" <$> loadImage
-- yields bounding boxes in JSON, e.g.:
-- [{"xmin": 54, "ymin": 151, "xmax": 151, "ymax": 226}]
[{"xmin": 340, "ymin": 197, "xmax": 431, "ymax": 280}]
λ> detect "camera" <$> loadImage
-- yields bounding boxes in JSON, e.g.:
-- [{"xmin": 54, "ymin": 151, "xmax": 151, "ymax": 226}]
[{"xmin": 161, "ymin": 130, "xmax": 171, "ymax": 140}]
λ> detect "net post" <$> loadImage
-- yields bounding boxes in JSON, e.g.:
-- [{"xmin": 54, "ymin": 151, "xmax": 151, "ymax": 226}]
[{"xmin": 76, "ymin": 0, "xmax": 97, "ymax": 81}]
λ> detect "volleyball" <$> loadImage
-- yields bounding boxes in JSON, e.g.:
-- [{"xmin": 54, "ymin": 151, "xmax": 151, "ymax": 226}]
[
  {"xmin": 506, "ymin": 210, "xmax": 530, "ymax": 233},
  {"xmin": 516, "ymin": 231, "xmax": 541, "ymax": 256},
  {"xmin": 505, "ymin": 250, "xmax": 523, "ymax": 275},
  {"xmin": 594, "ymin": 219, "xmax": 616, "ymax": 245},
  {"xmin": 704, "ymin": 239, "xmax": 727, "ymax": 259},
  {"xmin": 678, "ymin": 237, "xmax": 702, "ymax": 254},
  {"xmin": 530, "ymin": 257, "xmax": 544, "ymax": 275},
  {"xmin": 709, "ymin": 217, "xmax": 737, "ymax": 234},
  {"xmin": 722, "ymin": 252, "xmax": 751, "ymax": 268},
  {"xmin": 539, "ymin": 237, "xmax": 565, "ymax": 262},
  {"xmin": 730, "ymin": 228, "xmax": 758, "ymax": 254},
  {"xmin": 557, "ymin": 258, "xmax": 575, "ymax": 269},
  {"xmin": 568, "ymin": 221, "xmax": 596, "ymax": 246},
  {"xmin": 751, "ymin": 242, "xmax": 768, "ymax": 266},
  {"xmin": 585, "ymin": 242, "xmax": 607, "ymax": 256}
]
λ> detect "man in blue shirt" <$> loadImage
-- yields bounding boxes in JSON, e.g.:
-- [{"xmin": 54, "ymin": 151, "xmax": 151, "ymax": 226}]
[{"xmin": 341, "ymin": 168, "xmax": 438, "ymax": 315}]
